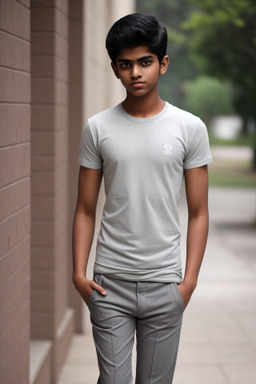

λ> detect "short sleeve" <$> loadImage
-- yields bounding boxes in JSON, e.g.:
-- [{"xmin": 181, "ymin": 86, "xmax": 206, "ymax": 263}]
[
  {"xmin": 78, "ymin": 122, "xmax": 103, "ymax": 169},
  {"xmin": 184, "ymin": 119, "xmax": 212, "ymax": 169}
]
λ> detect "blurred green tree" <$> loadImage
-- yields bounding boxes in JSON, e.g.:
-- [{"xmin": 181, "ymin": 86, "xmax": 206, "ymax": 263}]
[
  {"xmin": 183, "ymin": 76, "xmax": 234, "ymax": 126},
  {"xmin": 136, "ymin": 0, "xmax": 198, "ymax": 107},
  {"xmin": 182, "ymin": 0, "xmax": 256, "ymax": 167}
]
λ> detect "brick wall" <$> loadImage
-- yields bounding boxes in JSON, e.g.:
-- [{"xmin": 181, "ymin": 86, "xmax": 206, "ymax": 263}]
[
  {"xmin": 30, "ymin": 0, "xmax": 74, "ymax": 381},
  {"xmin": 0, "ymin": 1, "xmax": 135, "ymax": 382},
  {"xmin": 0, "ymin": 1, "xmax": 31, "ymax": 383},
  {"xmin": 68, "ymin": 0, "xmax": 84, "ymax": 332}
]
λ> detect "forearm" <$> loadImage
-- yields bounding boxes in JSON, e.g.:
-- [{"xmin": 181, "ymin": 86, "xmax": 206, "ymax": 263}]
[
  {"xmin": 180, "ymin": 165, "xmax": 209, "ymax": 307},
  {"xmin": 183, "ymin": 211, "xmax": 209, "ymax": 288},
  {"xmin": 72, "ymin": 210, "xmax": 96, "ymax": 284}
]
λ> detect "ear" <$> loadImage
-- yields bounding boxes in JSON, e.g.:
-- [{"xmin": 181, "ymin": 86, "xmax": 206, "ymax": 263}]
[
  {"xmin": 160, "ymin": 55, "xmax": 169, "ymax": 75},
  {"xmin": 111, "ymin": 62, "xmax": 120, "ymax": 79}
]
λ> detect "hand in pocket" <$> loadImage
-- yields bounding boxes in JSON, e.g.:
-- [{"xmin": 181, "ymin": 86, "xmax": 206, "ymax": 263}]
[
  {"xmin": 74, "ymin": 278, "xmax": 107, "ymax": 305},
  {"xmin": 177, "ymin": 281, "xmax": 195, "ymax": 309}
]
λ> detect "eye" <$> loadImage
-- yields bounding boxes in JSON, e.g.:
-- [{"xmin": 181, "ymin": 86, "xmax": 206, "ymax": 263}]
[
  {"xmin": 141, "ymin": 60, "xmax": 152, "ymax": 66},
  {"xmin": 120, "ymin": 63, "xmax": 131, "ymax": 69}
]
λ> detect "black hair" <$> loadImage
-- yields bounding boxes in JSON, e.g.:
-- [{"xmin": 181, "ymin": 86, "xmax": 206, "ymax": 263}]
[{"xmin": 106, "ymin": 13, "xmax": 167, "ymax": 64}]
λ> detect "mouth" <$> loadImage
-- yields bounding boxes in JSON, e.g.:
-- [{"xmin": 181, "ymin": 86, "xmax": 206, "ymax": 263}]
[{"xmin": 131, "ymin": 81, "xmax": 145, "ymax": 87}]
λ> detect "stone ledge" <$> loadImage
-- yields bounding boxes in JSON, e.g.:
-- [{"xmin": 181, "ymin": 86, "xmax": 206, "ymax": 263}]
[
  {"xmin": 54, "ymin": 308, "xmax": 75, "ymax": 382},
  {"xmin": 30, "ymin": 339, "xmax": 52, "ymax": 384}
]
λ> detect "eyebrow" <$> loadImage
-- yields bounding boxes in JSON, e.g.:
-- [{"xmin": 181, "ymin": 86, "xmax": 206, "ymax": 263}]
[{"xmin": 117, "ymin": 55, "xmax": 154, "ymax": 63}]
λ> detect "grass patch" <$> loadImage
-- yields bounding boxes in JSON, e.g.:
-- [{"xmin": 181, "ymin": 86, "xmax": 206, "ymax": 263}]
[
  {"xmin": 208, "ymin": 159, "xmax": 256, "ymax": 188},
  {"xmin": 208, "ymin": 133, "xmax": 256, "ymax": 188},
  {"xmin": 209, "ymin": 133, "xmax": 255, "ymax": 147}
]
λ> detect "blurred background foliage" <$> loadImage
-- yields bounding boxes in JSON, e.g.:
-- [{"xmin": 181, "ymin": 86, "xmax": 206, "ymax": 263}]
[
  {"xmin": 136, "ymin": 0, "xmax": 256, "ymax": 183},
  {"xmin": 183, "ymin": 76, "xmax": 234, "ymax": 126}
]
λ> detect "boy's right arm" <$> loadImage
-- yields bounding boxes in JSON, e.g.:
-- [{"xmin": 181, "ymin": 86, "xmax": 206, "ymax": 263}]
[{"xmin": 72, "ymin": 166, "xmax": 106, "ymax": 304}]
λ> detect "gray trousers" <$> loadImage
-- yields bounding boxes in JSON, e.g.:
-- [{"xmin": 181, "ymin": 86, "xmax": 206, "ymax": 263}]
[{"xmin": 88, "ymin": 274, "xmax": 184, "ymax": 384}]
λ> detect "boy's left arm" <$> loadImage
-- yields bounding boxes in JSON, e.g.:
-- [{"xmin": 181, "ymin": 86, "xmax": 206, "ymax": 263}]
[{"xmin": 178, "ymin": 165, "xmax": 209, "ymax": 308}]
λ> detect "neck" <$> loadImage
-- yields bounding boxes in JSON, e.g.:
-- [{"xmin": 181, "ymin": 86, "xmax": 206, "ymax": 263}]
[{"xmin": 122, "ymin": 93, "xmax": 165, "ymax": 118}]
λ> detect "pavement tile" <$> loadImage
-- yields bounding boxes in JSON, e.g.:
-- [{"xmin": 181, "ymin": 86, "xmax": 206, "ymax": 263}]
[
  {"xmin": 235, "ymin": 313, "xmax": 256, "ymax": 345},
  {"xmin": 174, "ymin": 365, "xmax": 229, "ymax": 384},
  {"xmin": 223, "ymin": 364, "xmax": 256, "ymax": 384}
]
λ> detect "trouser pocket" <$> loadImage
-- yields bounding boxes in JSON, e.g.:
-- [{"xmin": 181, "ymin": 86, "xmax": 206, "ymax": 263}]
[
  {"xmin": 173, "ymin": 283, "xmax": 185, "ymax": 311},
  {"xmin": 87, "ymin": 274, "xmax": 103, "ymax": 309}
]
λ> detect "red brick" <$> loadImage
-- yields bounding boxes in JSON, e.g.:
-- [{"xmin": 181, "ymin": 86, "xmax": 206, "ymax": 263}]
[
  {"xmin": 31, "ymin": 246, "xmax": 55, "ymax": 270},
  {"xmin": 31, "ymin": 32, "xmax": 54, "ymax": 56},
  {"xmin": 31, "ymin": 220, "xmax": 55, "ymax": 247},
  {"xmin": 31, "ymin": 105, "xmax": 55, "ymax": 131},
  {"xmin": 0, "ymin": 256, "xmax": 29, "ymax": 313},
  {"xmin": 0, "ymin": 302, "xmax": 30, "ymax": 368},
  {"xmin": 0, "ymin": 236, "xmax": 30, "ymax": 286},
  {"xmin": 55, "ymin": 34, "xmax": 68, "ymax": 60},
  {"xmin": 55, "ymin": 187, "xmax": 67, "ymax": 218},
  {"xmin": 31, "ymin": 0, "xmax": 55, "ymax": 7},
  {"xmin": 0, "ymin": 326, "xmax": 30, "ymax": 384},
  {"xmin": 55, "ymin": 262, "xmax": 68, "ymax": 325},
  {"xmin": 11, "ymin": 351, "xmax": 29, "ymax": 384},
  {"xmin": 31, "ymin": 312, "xmax": 54, "ymax": 339},
  {"xmin": 0, "ymin": 68, "xmax": 30, "ymax": 103},
  {"xmin": 55, "ymin": 80, "xmax": 68, "ymax": 105},
  {"xmin": 31, "ymin": 6, "xmax": 68, "ymax": 40},
  {"xmin": 55, "ymin": 165, "xmax": 68, "ymax": 194},
  {"xmin": 55, "ymin": 57, "xmax": 68, "ymax": 82},
  {"xmin": 0, "ymin": 30, "xmax": 30, "ymax": 71},
  {"xmin": 31, "ymin": 7, "xmax": 55, "ymax": 32},
  {"xmin": 31, "ymin": 196, "xmax": 55, "ymax": 221},
  {"xmin": 0, "ymin": 178, "xmax": 30, "ymax": 222},
  {"xmin": 18, "ymin": 0, "xmax": 30, "ymax": 7},
  {"xmin": 31, "ymin": 130, "xmax": 55, "ymax": 156},
  {"xmin": 31, "ymin": 156, "xmax": 56, "ymax": 173},
  {"xmin": 0, "ymin": 278, "xmax": 30, "ymax": 337},
  {"xmin": 31, "ymin": 268, "xmax": 54, "ymax": 291},
  {"xmin": 55, "ymin": 8, "xmax": 69, "ymax": 38},
  {"xmin": 0, "ymin": 143, "xmax": 30, "ymax": 188},
  {"xmin": 31, "ymin": 78, "xmax": 55, "ymax": 104},
  {"xmin": 12, "ymin": 347, "xmax": 30, "ymax": 384},
  {"xmin": 55, "ymin": 211, "xmax": 68, "ymax": 246},
  {"xmin": 31, "ymin": 56, "xmax": 55, "ymax": 78},
  {"xmin": 0, "ymin": 105, "xmax": 30, "ymax": 147},
  {"xmin": 32, "ymin": 79, "xmax": 68, "ymax": 108},
  {"xmin": 55, "ymin": 105, "xmax": 68, "ymax": 131},
  {"xmin": 69, "ymin": 31, "xmax": 82, "ymax": 81},
  {"xmin": 31, "ymin": 172, "xmax": 55, "ymax": 196},
  {"xmin": 0, "ymin": 0, "xmax": 30, "ymax": 41},
  {"xmin": 31, "ymin": 288, "xmax": 54, "ymax": 313},
  {"xmin": 56, "ymin": 0, "xmax": 68, "ymax": 15},
  {"xmin": 0, "ymin": 208, "xmax": 30, "ymax": 259},
  {"xmin": 55, "ymin": 147, "xmax": 68, "ymax": 170},
  {"xmin": 55, "ymin": 233, "xmax": 69, "ymax": 266},
  {"xmin": 55, "ymin": 129, "xmax": 68, "ymax": 156},
  {"xmin": 69, "ymin": 0, "xmax": 83, "ymax": 20}
]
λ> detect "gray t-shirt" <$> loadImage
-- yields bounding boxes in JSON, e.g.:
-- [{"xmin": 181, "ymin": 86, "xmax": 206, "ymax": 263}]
[{"xmin": 78, "ymin": 102, "xmax": 212, "ymax": 282}]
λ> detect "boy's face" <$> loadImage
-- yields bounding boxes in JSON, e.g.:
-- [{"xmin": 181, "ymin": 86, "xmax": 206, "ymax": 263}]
[{"xmin": 111, "ymin": 46, "xmax": 168, "ymax": 98}]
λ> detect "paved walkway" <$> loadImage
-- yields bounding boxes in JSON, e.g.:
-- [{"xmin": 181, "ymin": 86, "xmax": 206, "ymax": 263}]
[
  {"xmin": 57, "ymin": 186, "xmax": 256, "ymax": 384},
  {"xmin": 210, "ymin": 145, "xmax": 253, "ymax": 161}
]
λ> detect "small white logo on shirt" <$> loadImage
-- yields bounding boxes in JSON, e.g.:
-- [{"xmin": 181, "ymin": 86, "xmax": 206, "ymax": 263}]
[{"xmin": 163, "ymin": 143, "xmax": 173, "ymax": 157}]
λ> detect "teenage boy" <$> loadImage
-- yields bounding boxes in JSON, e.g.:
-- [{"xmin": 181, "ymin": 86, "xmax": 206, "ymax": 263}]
[{"xmin": 73, "ymin": 13, "xmax": 212, "ymax": 384}]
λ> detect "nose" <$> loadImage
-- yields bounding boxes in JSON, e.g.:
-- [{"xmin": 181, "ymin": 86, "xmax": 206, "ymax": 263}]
[{"xmin": 131, "ymin": 64, "xmax": 142, "ymax": 79}]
